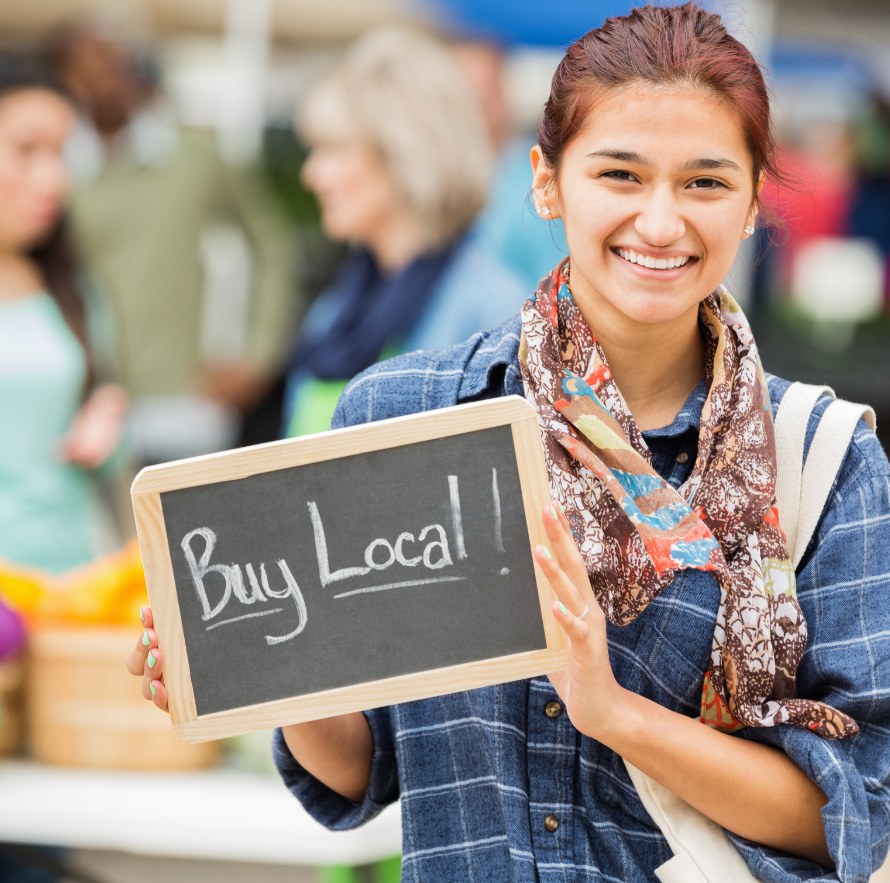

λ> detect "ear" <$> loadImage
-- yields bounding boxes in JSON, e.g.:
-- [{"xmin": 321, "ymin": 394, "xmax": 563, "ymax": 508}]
[
  {"xmin": 530, "ymin": 145, "xmax": 562, "ymax": 220},
  {"xmin": 742, "ymin": 173, "xmax": 765, "ymax": 239},
  {"xmin": 742, "ymin": 204, "xmax": 760, "ymax": 239}
]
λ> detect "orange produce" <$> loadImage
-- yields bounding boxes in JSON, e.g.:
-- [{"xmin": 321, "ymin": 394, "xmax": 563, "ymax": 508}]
[{"xmin": 0, "ymin": 539, "xmax": 148, "ymax": 627}]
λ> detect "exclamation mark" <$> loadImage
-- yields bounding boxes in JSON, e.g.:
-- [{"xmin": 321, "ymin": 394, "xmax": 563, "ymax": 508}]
[{"xmin": 492, "ymin": 469, "xmax": 507, "ymax": 576}]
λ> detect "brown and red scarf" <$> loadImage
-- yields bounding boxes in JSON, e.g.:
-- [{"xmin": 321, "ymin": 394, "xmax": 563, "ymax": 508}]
[{"xmin": 519, "ymin": 261, "xmax": 856, "ymax": 739}]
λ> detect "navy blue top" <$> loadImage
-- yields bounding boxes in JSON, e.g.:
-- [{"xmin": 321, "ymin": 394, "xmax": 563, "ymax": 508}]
[{"xmin": 274, "ymin": 317, "xmax": 890, "ymax": 882}]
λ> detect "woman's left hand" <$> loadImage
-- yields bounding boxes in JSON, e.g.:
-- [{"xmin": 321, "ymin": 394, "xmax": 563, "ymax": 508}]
[
  {"xmin": 59, "ymin": 383, "xmax": 128, "ymax": 470},
  {"xmin": 535, "ymin": 502, "xmax": 628, "ymax": 741}
]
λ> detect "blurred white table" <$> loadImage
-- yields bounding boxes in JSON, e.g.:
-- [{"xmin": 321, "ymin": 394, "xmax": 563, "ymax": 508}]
[{"xmin": 0, "ymin": 760, "xmax": 401, "ymax": 866}]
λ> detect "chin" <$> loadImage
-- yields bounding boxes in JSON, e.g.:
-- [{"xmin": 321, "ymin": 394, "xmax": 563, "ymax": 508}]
[
  {"xmin": 19, "ymin": 222, "xmax": 59, "ymax": 254},
  {"xmin": 320, "ymin": 218, "xmax": 352, "ymax": 244},
  {"xmin": 611, "ymin": 293, "xmax": 702, "ymax": 327}
]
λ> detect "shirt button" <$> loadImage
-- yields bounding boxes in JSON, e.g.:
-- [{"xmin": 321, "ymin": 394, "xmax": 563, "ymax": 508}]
[
  {"xmin": 544, "ymin": 815, "xmax": 559, "ymax": 832},
  {"xmin": 676, "ymin": 451, "xmax": 689, "ymax": 464},
  {"xmin": 544, "ymin": 700, "xmax": 563, "ymax": 719}
]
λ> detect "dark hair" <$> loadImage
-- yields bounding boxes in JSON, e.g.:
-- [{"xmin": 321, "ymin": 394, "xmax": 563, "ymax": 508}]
[
  {"xmin": 538, "ymin": 2, "xmax": 780, "ymax": 203},
  {"xmin": 0, "ymin": 55, "xmax": 90, "ymax": 357}
]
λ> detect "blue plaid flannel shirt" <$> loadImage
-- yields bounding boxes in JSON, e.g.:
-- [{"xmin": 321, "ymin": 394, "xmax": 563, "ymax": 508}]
[{"xmin": 274, "ymin": 317, "xmax": 890, "ymax": 882}]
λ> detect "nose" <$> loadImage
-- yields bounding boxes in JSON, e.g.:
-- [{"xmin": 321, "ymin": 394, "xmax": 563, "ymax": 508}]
[
  {"xmin": 300, "ymin": 150, "xmax": 320, "ymax": 193},
  {"xmin": 634, "ymin": 185, "xmax": 685, "ymax": 246}
]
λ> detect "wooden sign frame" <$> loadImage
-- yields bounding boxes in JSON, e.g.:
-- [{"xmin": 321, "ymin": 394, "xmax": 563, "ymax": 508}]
[{"xmin": 132, "ymin": 396, "xmax": 567, "ymax": 743}]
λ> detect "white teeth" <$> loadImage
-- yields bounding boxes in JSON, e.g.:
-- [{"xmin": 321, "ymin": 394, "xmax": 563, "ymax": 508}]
[{"xmin": 616, "ymin": 249, "xmax": 690, "ymax": 270}]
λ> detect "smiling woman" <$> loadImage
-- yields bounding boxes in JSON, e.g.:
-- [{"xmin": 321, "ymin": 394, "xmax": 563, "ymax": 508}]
[
  {"xmin": 130, "ymin": 4, "xmax": 890, "ymax": 881},
  {"xmin": 0, "ymin": 58, "xmax": 127, "ymax": 572}
]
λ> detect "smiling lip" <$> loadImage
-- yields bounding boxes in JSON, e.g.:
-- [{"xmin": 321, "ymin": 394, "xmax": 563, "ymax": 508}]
[{"xmin": 612, "ymin": 247, "xmax": 697, "ymax": 272}]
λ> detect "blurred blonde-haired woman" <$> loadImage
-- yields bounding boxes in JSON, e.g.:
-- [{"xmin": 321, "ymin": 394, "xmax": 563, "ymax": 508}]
[{"xmin": 284, "ymin": 28, "xmax": 525, "ymax": 437}]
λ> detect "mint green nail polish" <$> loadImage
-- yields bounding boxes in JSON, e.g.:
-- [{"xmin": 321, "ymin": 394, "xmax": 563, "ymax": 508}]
[
  {"xmin": 550, "ymin": 504, "xmax": 558, "ymax": 519},
  {"xmin": 142, "ymin": 630, "xmax": 150, "ymax": 647},
  {"xmin": 150, "ymin": 683, "xmax": 157, "ymax": 696},
  {"xmin": 558, "ymin": 602, "xmax": 567, "ymax": 615},
  {"xmin": 139, "ymin": 607, "xmax": 145, "ymax": 625},
  {"xmin": 147, "ymin": 651, "xmax": 156, "ymax": 668},
  {"xmin": 558, "ymin": 502, "xmax": 565, "ymax": 514},
  {"xmin": 542, "ymin": 546, "xmax": 552, "ymax": 560}
]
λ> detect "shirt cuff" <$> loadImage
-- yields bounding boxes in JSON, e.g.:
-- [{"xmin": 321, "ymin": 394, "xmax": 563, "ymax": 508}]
[
  {"xmin": 727, "ymin": 725, "xmax": 878, "ymax": 883},
  {"xmin": 272, "ymin": 707, "xmax": 399, "ymax": 831}
]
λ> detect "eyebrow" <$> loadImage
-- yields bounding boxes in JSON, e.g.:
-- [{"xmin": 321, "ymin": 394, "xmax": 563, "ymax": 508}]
[
  {"xmin": 683, "ymin": 157, "xmax": 743, "ymax": 172},
  {"xmin": 586, "ymin": 149, "xmax": 649, "ymax": 165},
  {"xmin": 586, "ymin": 149, "xmax": 743, "ymax": 174}
]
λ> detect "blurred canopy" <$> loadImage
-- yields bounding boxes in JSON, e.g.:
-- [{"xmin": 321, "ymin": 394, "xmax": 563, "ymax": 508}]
[
  {"xmin": 0, "ymin": 0, "xmax": 623, "ymax": 44},
  {"xmin": 0, "ymin": 0, "xmax": 410, "ymax": 42},
  {"xmin": 431, "ymin": 0, "xmax": 630, "ymax": 46}
]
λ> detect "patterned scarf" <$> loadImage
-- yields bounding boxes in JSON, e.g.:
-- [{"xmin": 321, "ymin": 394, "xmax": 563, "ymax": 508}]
[{"xmin": 519, "ymin": 261, "xmax": 857, "ymax": 739}]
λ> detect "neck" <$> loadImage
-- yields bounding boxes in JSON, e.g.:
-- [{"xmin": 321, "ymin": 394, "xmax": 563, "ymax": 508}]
[
  {"xmin": 0, "ymin": 250, "xmax": 43, "ymax": 301},
  {"xmin": 365, "ymin": 211, "xmax": 431, "ymax": 275},
  {"xmin": 573, "ymin": 282, "xmax": 705, "ymax": 432}
]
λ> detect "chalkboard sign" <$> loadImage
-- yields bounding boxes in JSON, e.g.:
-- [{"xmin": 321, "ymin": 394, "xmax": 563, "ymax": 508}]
[{"xmin": 132, "ymin": 396, "xmax": 566, "ymax": 743}]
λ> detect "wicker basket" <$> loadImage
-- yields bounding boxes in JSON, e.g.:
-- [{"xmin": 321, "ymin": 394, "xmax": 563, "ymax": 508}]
[
  {"xmin": 0, "ymin": 657, "xmax": 24, "ymax": 754},
  {"xmin": 26, "ymin": 627, "xmax": 220, "ymax": 770}
]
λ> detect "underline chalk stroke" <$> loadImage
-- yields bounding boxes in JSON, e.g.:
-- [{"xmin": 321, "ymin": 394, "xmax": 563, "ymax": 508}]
[
  {"xmin": 205, "ymin": 607, "xmax": 284, "ymax": 631},
  {"xmin": 333, "ymin": 576, "xmax": 466, "ymax": 600}
]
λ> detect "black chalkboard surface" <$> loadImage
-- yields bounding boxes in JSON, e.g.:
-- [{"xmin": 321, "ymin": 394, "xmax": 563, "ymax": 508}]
[{"xmin": 133, "ymin": 397, "xmax": 565, "ymax": 742}]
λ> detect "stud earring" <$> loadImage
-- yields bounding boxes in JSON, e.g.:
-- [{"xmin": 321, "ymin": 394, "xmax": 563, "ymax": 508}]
[
  {"xmin": 540, "ymin": 206, "xmax": 551, "ymax": 216},
  {"xmin": 744, "ymin": 224, "xmax": 755, "ymax": 235}
]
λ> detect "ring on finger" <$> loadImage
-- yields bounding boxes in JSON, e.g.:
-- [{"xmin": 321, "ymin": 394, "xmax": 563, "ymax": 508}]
[{"xmin": 577, "ymin": 605, "xmax": 589, "ymax": 620}]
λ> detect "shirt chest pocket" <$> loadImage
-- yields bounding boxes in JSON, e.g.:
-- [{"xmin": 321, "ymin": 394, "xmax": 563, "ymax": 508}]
[
  {"xmin": 594, "ymin": 572, "xmax": 720, "ymax": 813},
  {"xmin": 607, "ymin": 569, "xmax": 720, "ymax": 717}
]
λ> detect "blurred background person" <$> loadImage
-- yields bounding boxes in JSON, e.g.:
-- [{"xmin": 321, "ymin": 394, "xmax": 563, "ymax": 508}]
[
  {"xmin": 758, "ymin": 118, "xmax": 857, "ymax": 294},
  {"xmin": 451, "ymin": 38, "xmax": 567, "ymax": 294},
  {"xmin": 851, "ymin": 91, "xmax": 890, "ymax": 291},
  {"xmin": 0, "ymin": 56, "xmax": 126, "ymax": 573},
  {"xmin": 53, "ymin": 23, "xmax": 299, "ymax": 463},
  {"xmin": 284, "ymin": 28, "xmax": 525, "ymax": 439}
]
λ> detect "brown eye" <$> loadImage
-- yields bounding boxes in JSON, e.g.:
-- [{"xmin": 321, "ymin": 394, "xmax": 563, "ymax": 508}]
[
  {"xmin": 689, "ymin": 177, "xmax": 726, "ymax": 190},
  {"xmin": 600, "ymin": 170, "xmax": 638, "ymax": 183}
]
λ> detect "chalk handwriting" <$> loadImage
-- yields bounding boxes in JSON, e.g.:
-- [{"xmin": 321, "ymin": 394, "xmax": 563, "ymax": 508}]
[
  {"xmin": 308, "ymin": 501, "xmax": 455, "ymax": 585},
  {"xmin": 448, "ymin": 476, "xmax": 468, "ymax": 560},
  {"xmin": 180, "ymin": 528, "xmax": 308, "ymax": 645},
  {"xmin": 179, "ymin": 471, "xmax": 510, "ymax": 636},
  {"xmin": 492, "ymin": 468, "xmax": 505, "ymax": 555}
]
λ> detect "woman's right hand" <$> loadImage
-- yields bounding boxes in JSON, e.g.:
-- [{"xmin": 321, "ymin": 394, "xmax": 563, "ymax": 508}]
[
  {"xmin": 127, "ymin": 605, "xmax": 168, "ymax": 713},
  {"xmin": 128, "ymin": 604, "xmax": 373, "ymax": 801},
  {"xmin": 59, "ymin": 383, "xmax": 128, "ymax": 470}
]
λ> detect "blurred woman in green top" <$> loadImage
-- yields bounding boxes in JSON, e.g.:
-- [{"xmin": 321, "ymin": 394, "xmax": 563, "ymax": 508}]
[{"xmin": 0, "ymin": 58, "xmax": 126, "ymax": 573}]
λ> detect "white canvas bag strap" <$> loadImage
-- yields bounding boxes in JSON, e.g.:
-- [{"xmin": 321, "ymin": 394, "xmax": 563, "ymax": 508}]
[
  {"xmin": 773, "ymin": 382, "xmax": 835, "ymax": 557},
  {"xmin": 623, "ymin": 382, "xmax": 876, "ymax": 882},
  {"xmin": 792, "ymin": 398, "xmax": 876, "ymax": 568},
  {"xmin": 623, "ymin": 761, "xmax": 756, "ymax": 883}
]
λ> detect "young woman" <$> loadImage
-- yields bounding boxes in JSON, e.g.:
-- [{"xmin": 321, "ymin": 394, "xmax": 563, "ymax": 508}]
[
  {"xmin": 0, "ymin": 58, "xmax": 126, "ymax": 572},
  {"xmin": 131, "ymin": 5, "xmax": 890, "ymax": 879}
]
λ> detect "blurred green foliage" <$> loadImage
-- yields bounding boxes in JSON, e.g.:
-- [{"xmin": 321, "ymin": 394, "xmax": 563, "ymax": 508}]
[{"xmin": 262, "ymin": 124, "xmax": 322, "ymax": 227}]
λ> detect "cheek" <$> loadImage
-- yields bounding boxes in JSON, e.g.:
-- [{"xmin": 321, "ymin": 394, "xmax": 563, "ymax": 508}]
[
  {"xmin": 561, "ymin": 191, "xmax": 627, "ymax": 256},
  {"xmin": 334, "ymin": 169, "xmax": 396, "ymax": 228},
  {"xmin": 0, "ymin": 158, "xmax": 28, "ymax": 230},
  {"xmin": 693, "ymin": 204, "xmax": 746, "ymax": 263}
]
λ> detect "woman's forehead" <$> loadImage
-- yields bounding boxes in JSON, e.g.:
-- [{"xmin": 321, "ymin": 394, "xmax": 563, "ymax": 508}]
[
  {"xmin": 300, "ymin": 84, "xmax": 359, "ymax": 147},
  {"xmin": 0, "ymin": 89, "xmax": 75, "ymax": 140},
  {"xmin": 568, "ymin": 84, "xmax": 753, "ymax": 170}
]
